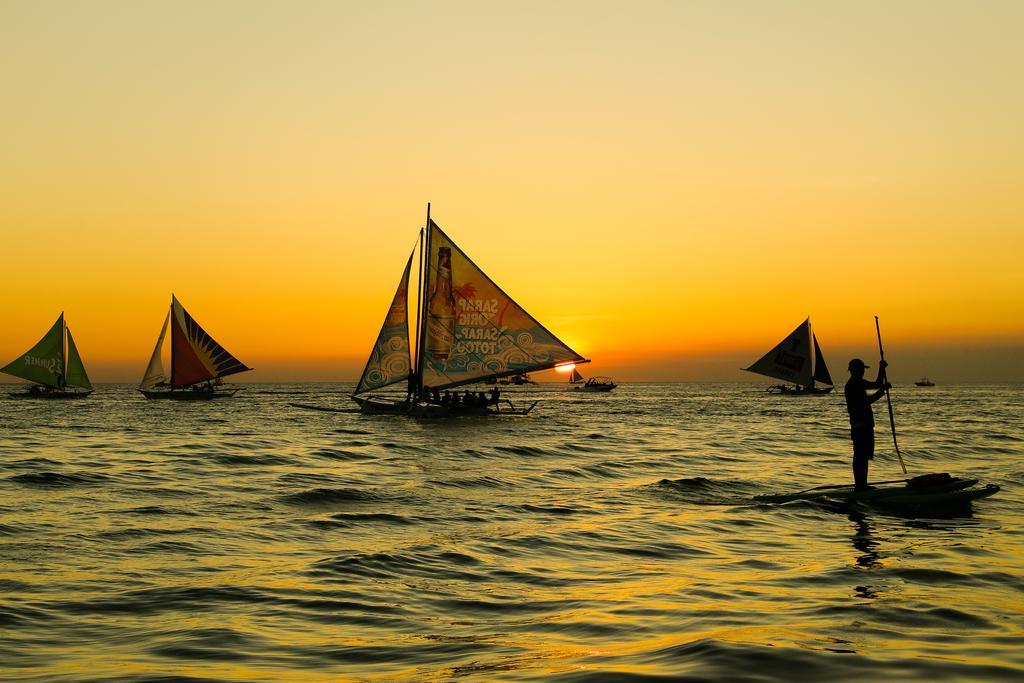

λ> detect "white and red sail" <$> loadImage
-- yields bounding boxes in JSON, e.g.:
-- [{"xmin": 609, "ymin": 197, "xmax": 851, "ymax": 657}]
[{"xmin": 139, "ymin": 296, "xmax": 250, "ymax": 389}]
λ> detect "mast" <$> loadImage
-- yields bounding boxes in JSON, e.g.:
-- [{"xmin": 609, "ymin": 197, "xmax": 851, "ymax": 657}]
[
  {"xmin": 61, "ymin": 312, "xmax": 67, "ymax": 389},
  {"xmin": 414, "ymin": 202, "xmax": 431, "ymax": 396},
  {"xmin": 168, "ymin": 298, "xmax": 175, "ymax": 389},
  {"xmin": 411, "ymin": 226, "xmax": 423, "ymax": 397},
  {"xmin": 807, "ymin": 317, "xmax": 814, "ymax": 390}
]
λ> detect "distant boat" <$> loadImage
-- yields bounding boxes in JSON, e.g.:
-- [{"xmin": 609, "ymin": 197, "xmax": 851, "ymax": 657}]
[
  {"xmin": 744, "ymin": 318, "xmax": 834, "ymax": 395},
  {"xmin": 2, "ymin": 313, "xmax": 92, "ymax": 398},
  {"xmin": 496, "ymin": 373, "xmax": 536, "ymax": 385},
  {"xmin": 138, "ymin": 295, "xmax": 251, "ymax": 400},
  {"xmin": 351, "ymin": 205, "xmax": 587, "ymax": 416},
  {"xmin": 569, "ymin": 368, "xmax": 616, "ymax": 392},
  {"xmin": 915, "ymin": 377, "xmax": 935, "ymax": 387}
]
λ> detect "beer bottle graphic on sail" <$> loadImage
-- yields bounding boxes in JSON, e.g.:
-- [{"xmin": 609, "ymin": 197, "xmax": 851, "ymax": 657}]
[{"xmin": 426, "ymin": 246, "xmax": 457, "ymax": 361}]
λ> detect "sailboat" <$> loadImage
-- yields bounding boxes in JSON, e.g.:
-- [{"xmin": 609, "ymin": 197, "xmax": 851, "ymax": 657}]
[
  {"xmin": 743, "ymin": 318, "xmax": 834, "ymax": 395},
  {"xmin": 351, "ymin": 205, "xmax": 588, "ymax": 416},
  {"xmin": 2, "ymin": 313, "xmax": 93, "ymax": 398},
  {"xmin": 568, "ymin": 367, "xmax": 617, "ymax": 392},
  {"xmin": 138, "ymin": 295, "xmax": 252, "ymax": 400}
]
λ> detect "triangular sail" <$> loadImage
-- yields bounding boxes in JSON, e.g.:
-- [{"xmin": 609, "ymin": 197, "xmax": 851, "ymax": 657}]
[
  {"xmin": 170, "ymin": 296, "xmax": 251, "ymax": 387},
  {"xmin": 570, "ymin": 368, "xmax": 584, "ymax": 383},
  {"xmin": 419, "ymin": 220, "xmax": 586, "ymax": 390},
  {"xmin": 744, "ymin": 318, "xmax": 814, "ymax": 386},
  {"xmin": 812, "ymin": 334, "xmax": 833, "ymax": 387},
  {"xmin": 64, "ymin": 326, "xmax": 92, "ymax": 390},
  {"xmin": 140, "ymin": 313, "xmax": 170, "ymax": 389},
  {"xmin": 0, "ymin": 314, "xmax": 66, "ymax": 388},
  {"xmin": 354, "ymin": 252, "xmax": 413, "ymax": 395}
]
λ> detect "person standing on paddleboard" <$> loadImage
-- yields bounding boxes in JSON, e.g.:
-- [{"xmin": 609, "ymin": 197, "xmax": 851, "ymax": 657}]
[{"xmin": 845, "ymin": 358, "xmax": 892, "ymax": 490}]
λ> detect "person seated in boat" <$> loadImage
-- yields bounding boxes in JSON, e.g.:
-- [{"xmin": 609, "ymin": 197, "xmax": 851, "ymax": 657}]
[
  {"xmin": 845, "ymin": 358, "xmax": 891, "ymax": 491},
  {"xmin": 431, "ymin": 387, "xmax": 441, "ymax": 404},
  {"xmin": 463, "ymin": 390, "xmax": 475, "ymax": 407},
  {"xmin": 489, "ymin": 387, "xmax": 499, "ymax": 405},
  {"xmin": 449, "ymin": 391, "xmax": 460, "ymax": 406},
  {"xmin": 476, "ymin": 391, "xmax": 488, "ymax": 406}
]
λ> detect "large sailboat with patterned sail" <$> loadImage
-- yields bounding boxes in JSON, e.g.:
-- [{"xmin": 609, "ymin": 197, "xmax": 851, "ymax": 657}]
[
  {"xmin": 351, "ymin": 205, "xmax": 588, "ymax": 416},
  {"xmin": 743, "ymin": 317, "xmax": 834, "ymax": 395},
  {"xmin": 138, "ymin": 295, "xmax": 251, "ymax": 400},
  {"xmin": 3, "ymin": 313, "xmax": 93, "ymax": 398}
]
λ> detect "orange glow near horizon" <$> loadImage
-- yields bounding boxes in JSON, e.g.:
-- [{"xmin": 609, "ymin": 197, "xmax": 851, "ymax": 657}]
[{"xmin": 0, "ymin": 4, "xmax": 1021, "ymax": 383}]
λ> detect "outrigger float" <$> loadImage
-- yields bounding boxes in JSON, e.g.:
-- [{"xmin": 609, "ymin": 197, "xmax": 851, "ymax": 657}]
[{"xmin": 344, "ymin": 204, "xmax": 587, "ymax": 417}]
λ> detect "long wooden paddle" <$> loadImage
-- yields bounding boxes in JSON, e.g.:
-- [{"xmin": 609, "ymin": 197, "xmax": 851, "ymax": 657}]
[{"xmin": 875, "ymin": 316, "xmax": 907, "ymax": 474}]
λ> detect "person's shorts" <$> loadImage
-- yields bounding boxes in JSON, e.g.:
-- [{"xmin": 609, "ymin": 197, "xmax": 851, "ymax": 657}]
[{"xmin": 851, "ymin": 425, "xmax": 874, "ymax": 461}]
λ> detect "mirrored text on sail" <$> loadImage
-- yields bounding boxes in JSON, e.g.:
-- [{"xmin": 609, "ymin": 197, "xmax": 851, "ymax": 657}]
[{"xmin": 0, "ymin": 314, "xmax": 66, "ymax": 388}]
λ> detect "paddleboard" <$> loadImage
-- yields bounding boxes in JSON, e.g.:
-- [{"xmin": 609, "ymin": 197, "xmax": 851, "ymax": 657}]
[{"xmin": 756, "ymin": 476, "xmax": 997, "ymax": 507}]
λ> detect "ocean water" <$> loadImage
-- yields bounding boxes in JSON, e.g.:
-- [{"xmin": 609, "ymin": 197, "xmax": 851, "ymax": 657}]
[{"xmin": 1, "ymin": 383, "xmax": 1021, "ymax": 682}]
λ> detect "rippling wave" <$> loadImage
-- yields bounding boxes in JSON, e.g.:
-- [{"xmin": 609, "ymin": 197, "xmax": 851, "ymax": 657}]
[{"xmin": 0, "ymin": 383, "xmax": 1021, "ymax": 681}]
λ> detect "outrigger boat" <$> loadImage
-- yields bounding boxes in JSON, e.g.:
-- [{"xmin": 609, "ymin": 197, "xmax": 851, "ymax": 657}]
[
  {"xmin": 138, "ymin": 295, "xmax": 251, "ymax": 400},
  {"xmin": 2, "ymin": 313, "xmax": 93, "ymax": 398},
  {"xmin": 744, "ymin": 318, "xmax": 834, "ymax": 395},
  {"xmin": 350, "ymin": 205, "xmax": 587, "ymax": 416},
  {"xmin": 569, "ymin": 368, "xmax": 616, "ymax": 392},
  {"xmin": 915, "ymin": 377, "xmax": 935, "ymax": 387}
]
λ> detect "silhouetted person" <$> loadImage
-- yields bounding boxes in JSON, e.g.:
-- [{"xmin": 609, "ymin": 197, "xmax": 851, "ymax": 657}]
[
  {"xmin": 432, "ymin": 387, "xmax": 440, "ymax": 404},
  {"xmin": 844, "ymin": 358, "xmax": 891, "ymax": 490},
  {"xmin": 489, "ymin": 387, "xmax": 499, "ymax": 405}
]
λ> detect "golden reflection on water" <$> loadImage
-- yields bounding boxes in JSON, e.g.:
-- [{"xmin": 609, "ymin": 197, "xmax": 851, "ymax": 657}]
[{"xmin": 0, "ymin": 383, "xmax": 1021, "ymax": 680}]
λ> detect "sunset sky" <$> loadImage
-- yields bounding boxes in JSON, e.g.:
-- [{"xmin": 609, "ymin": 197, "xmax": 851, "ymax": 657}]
[{"xmin": 1, "ymin": 2, "xmax": 1021, "ymax": 382}]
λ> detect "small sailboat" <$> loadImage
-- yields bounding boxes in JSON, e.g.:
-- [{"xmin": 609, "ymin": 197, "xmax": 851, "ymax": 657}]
[
  {"xmin": 138, "ymin": 295, "xmax": 251, "ymax": 400},
  {"xmin": 2, "ymin": 313, "xmax": 92, "ymax": 398},
  {"xmin": 915, "ymin": 377, "xmax": 935, "ymax": 387},
  {"xmin": 744, "ymin": 318, "xmax": 834, "ymax": 395},
  {"xmin": 351, "ymin": 205, "xmax": 588, "ymax": 416},
  {"xmin": 569, "ymin": 367, "xmax": 616, "ymax": 392}
]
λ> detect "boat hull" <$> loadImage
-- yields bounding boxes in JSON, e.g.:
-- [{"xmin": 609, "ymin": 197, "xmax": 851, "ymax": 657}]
[
  {"xmin": 139, "ymin": 388, "xmax": 239, "ymax": 401},
  {"xmin": 572, "ymin": 384, "xmax": 616, "ymax": 392},
  {"xmin": 8, "ymin": 389, "xmax": 92, "ymax": 399},
  {"xmin": 352, "ymin": 395, "xmax": 536, "ymax": 416}
]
